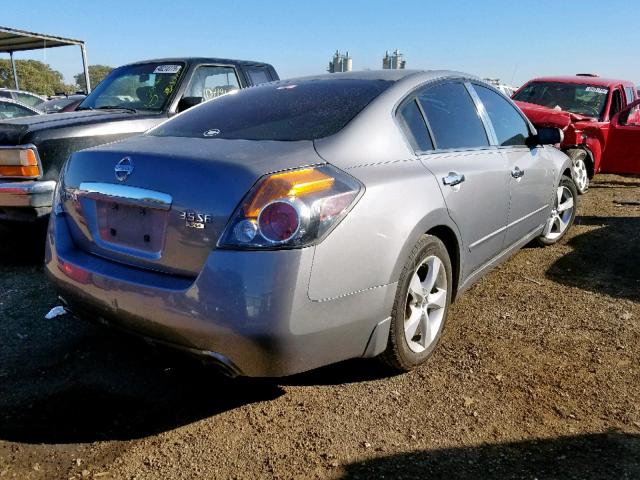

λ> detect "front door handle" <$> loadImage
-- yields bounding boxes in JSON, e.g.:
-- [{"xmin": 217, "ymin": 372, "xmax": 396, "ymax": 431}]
[
  {"xmin": 443, "ymin": 172, "xmax": 465, "ymax": 187},
  {"xmin": 511, "ymin": 167, "xmax": 525, "ymax": 179}
]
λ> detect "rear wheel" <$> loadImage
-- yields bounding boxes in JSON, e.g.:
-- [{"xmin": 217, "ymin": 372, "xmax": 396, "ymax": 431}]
[
  {"xmin": 537, "ymin": 175, "xmax": 577, "ymax": 246},
  {"xmin": 380, "ymin": 235, "xmax": 452, "ymax": 372},
  {"xmin": 568, "ymin": 149, "xmax": 590, "ymax": 194}
]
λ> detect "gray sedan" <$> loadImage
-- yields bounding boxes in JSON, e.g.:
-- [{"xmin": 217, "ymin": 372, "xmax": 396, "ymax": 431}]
[{"xmin": 45, "ymin": 70, "xmax": 577, "ymax": 377}]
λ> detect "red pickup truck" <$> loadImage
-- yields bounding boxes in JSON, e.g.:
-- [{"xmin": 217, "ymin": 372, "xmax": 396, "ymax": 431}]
[{"xmin": 513, "ymin": 75, "xmax": 640, "ymax": 193}]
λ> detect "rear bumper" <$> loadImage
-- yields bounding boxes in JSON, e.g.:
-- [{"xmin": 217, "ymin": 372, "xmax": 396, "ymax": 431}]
[
  {"xmin": 45, "ymin": 213, "xmax": 396, "ymax": 377},
  {"xmin": 0, "ymin": 180, "xmax": 55, "ymax": 220}
]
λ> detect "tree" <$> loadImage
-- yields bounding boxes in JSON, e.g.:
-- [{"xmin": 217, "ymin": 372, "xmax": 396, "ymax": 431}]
[
  {"xmin": 74, "ymin": 65, "xmax": 113, "ymax": 92},
  {"xmin": 0, "ymin": 59, "xmax": 74, "ymax": 96}
]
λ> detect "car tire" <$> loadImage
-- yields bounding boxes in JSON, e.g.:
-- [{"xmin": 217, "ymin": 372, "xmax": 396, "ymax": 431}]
[
  {"xmin": 380, "ymin": 234, "xmax": 452, "ymax": 372},
  {"xmin": 537, "ymin": 175, "xmax": 577, "ymax": 246},
  {"xmin": 568, "ymin": 149, "xmax": 590, "ymax": 194}
]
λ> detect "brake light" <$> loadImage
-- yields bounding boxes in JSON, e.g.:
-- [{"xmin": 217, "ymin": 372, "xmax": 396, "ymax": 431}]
[
  {"xmin": 219, "ymin": 165, "xmax": 362, "ymax": 249},
  {"xmin": 0, "ymin": 148, "xmax": 41, "ymax": 178}
]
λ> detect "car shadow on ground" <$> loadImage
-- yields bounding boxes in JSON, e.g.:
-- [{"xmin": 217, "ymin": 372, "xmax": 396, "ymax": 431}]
[
  {"xmin": 546, "ymin": 215, "xmax": 640, "ymax": 302},
  {"xmin": 589, "ymin": 176, "xmax": 640, "ymax": 189},
  {"xmin": 0, "ymin": 219, "xmax": 48, "ymax": 265},
  {"xmin": 340, "ymin": 431, "xmax": 640, "ymax": 479},
  {"xmin": 281, "ymin": 358, "xmax": 399, "ymax": 387},
  {"xmin": 0, "ymin": 316, "xmax": 284, "ymax": 444}
]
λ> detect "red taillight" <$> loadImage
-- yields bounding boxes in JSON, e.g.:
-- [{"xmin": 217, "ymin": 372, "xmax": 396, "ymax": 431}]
[
  {"xmin": 258, "ymin": 201, "xmax": 300, "ymax": 243},
  {"xmin": 57, "ymin": 259, "xmax": 90, "ymax": 284},
  {"xmin": 218, "ymin": 165, "xmax": 362, "ymax": 249}
]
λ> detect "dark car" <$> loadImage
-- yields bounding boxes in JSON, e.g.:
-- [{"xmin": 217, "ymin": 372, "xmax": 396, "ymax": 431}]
[
  {"xmin": 39, "ymin": 94, "xmax": 86, "ymax": 114},
  {"xmin": 0, "ymin": 57, "xmax": 278, "ymax": 221}
]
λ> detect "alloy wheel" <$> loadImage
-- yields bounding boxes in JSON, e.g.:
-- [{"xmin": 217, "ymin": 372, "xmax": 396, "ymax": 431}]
[
  {"xmin": 542, "ymin": 185, "xmax": 575, "ymax": 241},
  {"xmin": 572, "ymin": 158, "xmax": 589, "ymax": 193},
  {"xmin": 404, "ymin": 255, "xmax": 447, "ymax": 353}
]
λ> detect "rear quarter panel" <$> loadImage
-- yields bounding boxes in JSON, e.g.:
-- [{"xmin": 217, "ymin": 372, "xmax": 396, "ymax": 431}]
[{"xmin": 308, "ymin": 159, "xmax": 458, "ymax": 301}]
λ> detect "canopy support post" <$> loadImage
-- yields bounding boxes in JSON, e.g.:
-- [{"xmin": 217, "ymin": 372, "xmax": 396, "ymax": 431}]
[
  {"xmin": 80, "ymin": 44, "xmax": 90, "ymax": 93},
  {"xmin": 9, "ymin": 51, "xmax": 18, "ymax": 90}
]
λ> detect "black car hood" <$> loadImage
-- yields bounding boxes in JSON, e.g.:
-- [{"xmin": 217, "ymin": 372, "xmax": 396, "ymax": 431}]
[{"xmin": 0, "ymin": 110, "xmax": 161, "ymax": 145}]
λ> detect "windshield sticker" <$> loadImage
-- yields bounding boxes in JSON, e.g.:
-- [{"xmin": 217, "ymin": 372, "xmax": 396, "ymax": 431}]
[
  {"xmin": 585, "ymin": 87, "xmax": 608, "ymax": 94},
  {"xmin": 153, "ymin": 65, "xmax": 182, "ymax": 74}
]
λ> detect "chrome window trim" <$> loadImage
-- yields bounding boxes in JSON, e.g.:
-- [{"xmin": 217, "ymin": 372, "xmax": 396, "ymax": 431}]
[{"xmin": 465, "ymin": 81, "xmax": 499, "ymax": 146}]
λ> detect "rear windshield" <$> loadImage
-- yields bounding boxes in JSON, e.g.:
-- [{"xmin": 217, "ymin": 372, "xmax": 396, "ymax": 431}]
[
  {"xmin": 149, "ymin": 78, "xmax": 392, "ymax": 141},
  {"xmin": 513, "ymin": 81, "xmax": 609, "ymax": 119}
]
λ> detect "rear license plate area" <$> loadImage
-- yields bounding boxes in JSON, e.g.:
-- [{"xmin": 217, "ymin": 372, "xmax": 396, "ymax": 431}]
[{"xmin": 96, "ymin": 201, "xmax": 167, "ymax": 253}]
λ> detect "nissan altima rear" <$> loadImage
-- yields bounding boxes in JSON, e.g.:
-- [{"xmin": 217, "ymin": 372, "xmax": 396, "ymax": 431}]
[{"xmin": 45, "ymin": 71, "xmax": 576, "ymax": 376}]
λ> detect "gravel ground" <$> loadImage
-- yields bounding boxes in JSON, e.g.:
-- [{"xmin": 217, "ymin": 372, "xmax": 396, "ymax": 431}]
[{"xmin": 0, "ymin": 174, "xmax": 638, "ymax": 480}]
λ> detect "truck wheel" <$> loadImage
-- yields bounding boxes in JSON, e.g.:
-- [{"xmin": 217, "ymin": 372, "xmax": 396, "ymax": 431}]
[
  {"xmin": 380, "ymin": 235, "xmax": 452, "ymax": 372},
  {"xmin": 568, "ymin": 149, "xmax": 590, "ymax": 194}
]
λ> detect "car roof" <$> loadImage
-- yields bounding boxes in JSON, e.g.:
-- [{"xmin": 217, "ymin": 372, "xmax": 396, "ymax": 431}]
[
  {"xmin": 122, "ymin": 57, "xmax": 274, "ymax": 68},
  {"xmin": 0, "ymin": 88, "xmax": 45, "ymax": 96},
  {"xmin": 285, "ymin": 69, "xmax": 475, "ymax": 83},
  {"xmin": 525, "ymin": 75, "xmax": 635, "ymax": 88}
]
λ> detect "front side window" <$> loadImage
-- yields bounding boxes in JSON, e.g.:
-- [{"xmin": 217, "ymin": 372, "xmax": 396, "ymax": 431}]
[
  {"xmin": 0, "ymin": 91, "xmax": 11, "ymax": 99},
  {"xmin": 620, "ymin": 103, "xmax": 640, "ymax": 126},
  {"xmin": 397, "ymin": 99, "xmax": 433, "ymax": 152},
  {"xmin": 474, "ymin": 84, "xmax": 530, "ymax": 146},
  {"xmin": 609, "ymin": 89, "xmax": 623, "ymax": 120},
  {"xmin": 513, "ymin": 81, "xmax": 609, "ymax": 120},
  {"xmin": 417, "ymin": 82, "xmax": 489, "ymax": 150},
  {"xmin": 78, "ymin": 62, "xmax": 184, "ymax": 111},
  {"xmin": 184, "ymin": 66, "xmax": 240, "ymax": 101},
  {"xmin": 150, "ymin": 78, "xmax": 392, "ymax": 141}
]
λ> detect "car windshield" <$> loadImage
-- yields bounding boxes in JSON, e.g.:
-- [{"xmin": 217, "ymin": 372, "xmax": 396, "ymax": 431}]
[
  {"xmin": 78, "ymin": 62, "xmax": 184, "ymax": 112},
  {"xmin": 513, "ymin": 81, "xmax": 609, "ymax": 119},
  {"xmin": 149, "ymin": 78, "xmax": 392, "ymax": 141}
]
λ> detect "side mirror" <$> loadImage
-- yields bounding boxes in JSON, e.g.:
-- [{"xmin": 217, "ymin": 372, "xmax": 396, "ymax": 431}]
[
  {"xmin": 177, "ymin": 96, "xmax": 202, "ymax": 113},
  {"xmin": 527, "ymin": 127, "xmax": 564, "ymax": 147}
]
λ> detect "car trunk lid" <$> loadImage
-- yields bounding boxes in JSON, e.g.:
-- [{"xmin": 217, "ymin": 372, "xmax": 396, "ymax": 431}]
[{"xmin": 61, "ymin": 135, "xmax": 324, "ymax": 277}]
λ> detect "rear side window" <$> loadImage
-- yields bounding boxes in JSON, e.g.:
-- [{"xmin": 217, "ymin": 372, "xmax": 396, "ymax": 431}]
[
  {"xmin": 185, "ymin": 66, "xmax": 240, "ymax": 101},
  {"xmin": 474, "ymin": 84, "xmax": 530, "ymax": 146},
  {"xmin": 417, "ymin": 82, "xmax": 489, "ymax": 150},
  {"xmin": 397, "ymin": 99, "xmax": 433, "ymax": 152},
  {"xmin": 624, "ymin": 86, "xmax": 635, "ymax": 104},
  {"xmin": 246, "ymin": 67, "xmax": 272, "ymax": 85},
  {"xmin": 150, "ymin": 78, "xmax": 392, "ymax": 141}
]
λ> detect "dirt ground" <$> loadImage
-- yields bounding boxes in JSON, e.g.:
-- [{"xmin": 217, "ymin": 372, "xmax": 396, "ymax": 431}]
[{"xmin": 0, "ymin": 174, "xmax": 638, "ymax": 480}]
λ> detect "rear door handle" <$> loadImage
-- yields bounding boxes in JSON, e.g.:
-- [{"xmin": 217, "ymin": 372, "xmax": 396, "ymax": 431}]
[
  {"xmin": 511, "ymin": 167, "xmax": 525, "ymax": 179},
  {"xmin": 442, "ymin": 172, "xmax": 465, "ymax": 187}
]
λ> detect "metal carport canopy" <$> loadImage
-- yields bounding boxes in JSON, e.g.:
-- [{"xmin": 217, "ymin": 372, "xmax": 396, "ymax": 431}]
[{"xmin": 0, "ymin": 26, "xmax": 90, "ymax": 93}]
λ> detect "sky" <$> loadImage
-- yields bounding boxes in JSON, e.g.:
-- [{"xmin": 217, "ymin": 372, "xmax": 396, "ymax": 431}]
[{"xmin": 3, "ymin": 0, "xmax": 639, "ymax": 87}]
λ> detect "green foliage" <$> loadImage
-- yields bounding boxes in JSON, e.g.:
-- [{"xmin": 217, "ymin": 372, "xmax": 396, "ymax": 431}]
[
  {"xmin": 0, "ymin": 59, "xmax": 74, "ymax": 96},
  {"xmin": 74, "ymin": 65, "xmax": 113, "ymax": 91}
]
